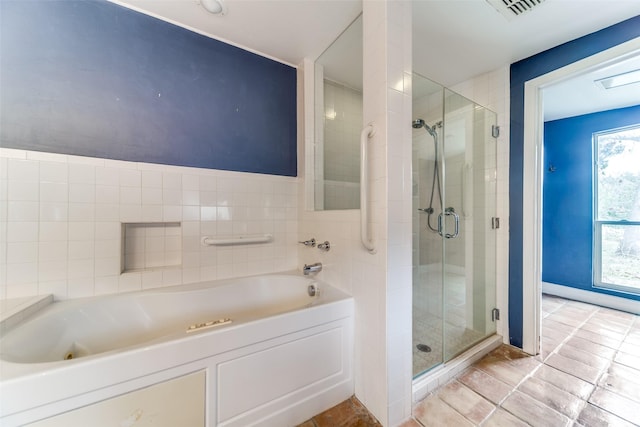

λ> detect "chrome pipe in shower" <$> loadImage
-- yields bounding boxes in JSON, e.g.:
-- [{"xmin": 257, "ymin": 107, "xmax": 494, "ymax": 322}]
[{"xmin": 413, "ymin": 118, "xmax": 443, "ymax": 233}]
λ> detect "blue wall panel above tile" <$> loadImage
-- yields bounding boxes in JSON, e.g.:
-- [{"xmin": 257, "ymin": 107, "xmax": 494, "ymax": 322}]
[
  {"xmin": 0, "ymin": 0, "xmax": 297, "ymax": 176},
  {"xmin": 543, "ymin": 105, "xmax": 640, "ymax": 302},
  {"xmin": 509, "ymin": 14, "xmax": 640, "ymax": 348}
]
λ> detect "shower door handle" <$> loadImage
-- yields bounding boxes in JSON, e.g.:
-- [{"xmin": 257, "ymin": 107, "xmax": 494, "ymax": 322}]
[
  {"xmin": 447, "ymin": 211, "xmax": 459, "ymax": 239},
  {"xmin": 438, "ymin": 211, "xmax": 459, "ymax": 239}
]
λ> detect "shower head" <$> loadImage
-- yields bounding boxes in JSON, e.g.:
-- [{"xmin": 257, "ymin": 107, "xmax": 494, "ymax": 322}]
[
  {"xmin": 412, "ymin": 118, "xmax": 437, "ymax": 138},
  {"xmin": 412, "ymin": 119, "xmax": 425, "ymax": 129}
]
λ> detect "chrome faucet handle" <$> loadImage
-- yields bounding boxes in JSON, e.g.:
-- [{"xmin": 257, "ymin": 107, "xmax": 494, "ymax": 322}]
[
  {"xmin": 317, "ymin": 241, "xmax": 330, "ymax": 252},
  {"xmin": 299, "ymin": 238, "xmax": 316, "ymax": 247}
]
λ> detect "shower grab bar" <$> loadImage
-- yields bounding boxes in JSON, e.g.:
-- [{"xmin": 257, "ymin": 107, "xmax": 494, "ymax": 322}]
[
  {"xmin": 201, "ymin": 234, "xmax": 273, "ymax": 246},
  {"xmin": 360, "ymin": 123, "xmax": 376, "ymax": 254},
  {"xmin": 437, "ymin": 211, "xmax": 459, "ymax": 239}
]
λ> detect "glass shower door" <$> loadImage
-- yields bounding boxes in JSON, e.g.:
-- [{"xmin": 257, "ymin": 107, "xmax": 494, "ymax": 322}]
[
  {"xmin": 412, "ymin": 75, "xmax": 445, "ymax": 375},
  {"xmin": 412, "ymin": 73, "xmax": 498, "ymax": 378},
  {"xmin": 441, "ymin": 89, "xmax": 497, "ymax": 361}
]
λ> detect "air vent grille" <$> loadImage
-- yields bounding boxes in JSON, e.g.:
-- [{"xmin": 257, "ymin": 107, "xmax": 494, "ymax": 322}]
[{"xmin": 486, "ymin": 0, "xmax": 546, "ymax": 20}]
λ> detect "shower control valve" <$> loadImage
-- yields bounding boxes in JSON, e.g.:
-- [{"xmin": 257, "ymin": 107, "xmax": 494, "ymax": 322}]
[
  {"xmin": 418, "ymin": 208, "xmax": 434, "ymax": 214},
  {"xmin": 298, "ymin": 238, "xmax": 316, "ymax": 247},
  {"xmin": 317, "ymin": 241, "xmax": 330, "ymax": 252}
]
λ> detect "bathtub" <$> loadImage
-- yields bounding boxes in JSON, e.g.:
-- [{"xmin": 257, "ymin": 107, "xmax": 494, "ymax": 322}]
[{"xmin": 0, "ymin": 273, "xmax": 354, "ymax": 427}]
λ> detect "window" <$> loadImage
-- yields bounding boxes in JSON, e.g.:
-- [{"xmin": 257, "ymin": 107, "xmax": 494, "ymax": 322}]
[{"xmin": 594, "ymin": 124, "xmax": 640, "ymax": 293}]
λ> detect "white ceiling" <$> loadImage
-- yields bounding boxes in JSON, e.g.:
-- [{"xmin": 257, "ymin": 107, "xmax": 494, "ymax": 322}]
[
  {"xmin": 111, "ymin": 0, "xmax": 640, "ymax": 119},
  {"xmin": 543, "ymin": 52, "xmax": 640, "ymax": 121}
]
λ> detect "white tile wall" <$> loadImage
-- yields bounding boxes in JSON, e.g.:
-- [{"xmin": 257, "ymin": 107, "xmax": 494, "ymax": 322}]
[
  {"xmin": 0, "ymin": 148, "xmax": 298, "ymax": 300},
  {"xmin": 299, "ymin": 2, "xmax": 413, "ymax": 426}
]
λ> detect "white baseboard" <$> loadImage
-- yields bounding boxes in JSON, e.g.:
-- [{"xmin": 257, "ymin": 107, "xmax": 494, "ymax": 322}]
[{"xmin": 542, "ymin": 282, "xmax": 640, "ymax": 315}]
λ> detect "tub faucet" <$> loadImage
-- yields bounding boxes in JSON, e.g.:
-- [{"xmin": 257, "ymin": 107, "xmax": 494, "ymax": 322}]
[{"xmin": 303, "ymin": 262, "xmax": 322, "ymax": 275}]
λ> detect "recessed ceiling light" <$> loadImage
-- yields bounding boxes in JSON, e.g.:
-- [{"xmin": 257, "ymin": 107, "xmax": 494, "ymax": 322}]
[
  {"xmin": 201, "ymin": 0, "xmax": 226, "ymax": 15},
  {"xmin": 595, "ymin": 69, "xmax": 640, "ymax": 89}
]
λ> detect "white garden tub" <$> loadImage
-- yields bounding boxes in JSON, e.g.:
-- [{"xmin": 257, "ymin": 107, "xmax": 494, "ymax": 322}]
[{"xmin": 0, "ymin": 272, "xmax": 354, "ymax": 427}]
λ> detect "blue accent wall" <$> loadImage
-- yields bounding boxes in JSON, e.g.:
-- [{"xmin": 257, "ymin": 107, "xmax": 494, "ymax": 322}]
[
  {"xmin": 543, "ymin": 106, "xmax": 640, "ymax": 302},
  {"xmin": 0, "ymin": 0, "xmax": 297, "ymax": 176},
  {"xmin": 509, "ymin": 15, "xmax": 640, "ymax": 348}
]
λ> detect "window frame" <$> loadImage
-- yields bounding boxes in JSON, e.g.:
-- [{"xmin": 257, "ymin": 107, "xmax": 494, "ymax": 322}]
[{"xmin": 592, "ymin": 124, "xmax": 640, "ymax": 294}]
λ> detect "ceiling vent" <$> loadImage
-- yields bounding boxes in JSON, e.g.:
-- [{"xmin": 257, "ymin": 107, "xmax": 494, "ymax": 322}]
[{"xmin": 486, "ymin": 0, "xmax": 546, "ymax": 21}]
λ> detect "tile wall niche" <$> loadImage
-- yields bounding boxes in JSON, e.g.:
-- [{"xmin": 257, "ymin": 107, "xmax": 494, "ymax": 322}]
[{"xmin": 0, "ymin": 148, "xmax": 298, "ymax": 300}]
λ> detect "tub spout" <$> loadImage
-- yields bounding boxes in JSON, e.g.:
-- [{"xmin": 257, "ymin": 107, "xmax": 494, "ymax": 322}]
[{"xmin": 303, "ymin": 262, "xmax": 322, "ymax": 275}]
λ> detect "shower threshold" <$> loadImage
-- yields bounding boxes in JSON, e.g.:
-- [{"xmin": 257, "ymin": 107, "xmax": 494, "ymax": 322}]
[{"xmin": 412, "ymin": 334, "xmax": 502, "ymax": 403}]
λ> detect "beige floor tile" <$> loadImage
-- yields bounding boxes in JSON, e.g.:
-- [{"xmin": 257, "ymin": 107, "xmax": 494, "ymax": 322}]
[
  {"xmin": 474, "ymin": 358, "xmax": 529, "ymax": 387},
  {"xmin": 624, "ymin": 330, "xmax": 640, "ymax": 346},
  {"xmin": 487, "ymin": 345, "xmax": 531, "ymax": 361},
  {"xmin": 542, "ymin": 297, "xmax": 566, "ymax": 315},
  {"xmin": 457, "ymin": 367, "xmax": 513, "ymax": 404},
  {"xmin": 533, "ymin": 364, "xmax": 594, "ymax": 400},
  {"xmin": 308, "ymin": 397, "xmax": 382, "ymax": 427},
  {"xmin": 473, "ymin": 346, "xmax": 534, "ymax": 387},
  {"xmin": 619, "ymin": 341, "xmax": 640, "ymax": 356},
  {"xmin": 594, "ymin": 308, "xmax": 637, "ymax": 324},
  {"xmin": 436, "ymin": 380, "xmax": 495, "ymax": 425},
  {"xmin": 541, "ymin": 338, "xmax": 562, "ymax": 360},
  {"xmin": 589, "ymin": 387, "xmax": 640, "ymax": 425},
  {"xmin": 607, "ymin": 362, "xmax": 640, "ymax": 386},
  {"xmin": 565, "ymin": 300, "xmax": 599, "ymax": 312},
  {"xmin": 565, "ymin": 335, "xmax": 617, "ymax": 360},
  {"xmin": 505, "ymin": 353, "xmax": 543, "ymax": 374},
  {"xmin": 557, "ymin": 343, "xmax": 610, "ymax": 370},
  {"xmin": 546, "ymin": 313, "xmax": 585, "ymax": 328},
  {"xmin": 543, "ymin": 318, "xmax": 576, "ymax": 337},
  {"xmin": 592, "ymin": 317, "xmax": 632, "ymax": 334},
  {"xmin": 580, "ymin": 321, "xmax": 628, "ymax": 339},
  {"xmin": 413, "ymin": 395, "xmax": 474, "ymax": 427},
  {"xmin": 397, "ymin": 419, "xmax": 422, "ymax": 427},
  {"xmin": 575, "ymin": 328, "xmax": 623, "ymax": 349},
  {"xmin": 542, "ymin": 328, "xmax": 571, "ymax": 345},
  {"xmin": 614, "ymin": 350, "xmax": 640, "ymax": 370},
  {"xmin": 502, "ymin": 391, "xmax": 571, "ymax": 427},
  {"xmin": 483, "ymin": 409, "xmax": 529, "ymax": 427},
  {"xmin": 546, "ymin": 353, "xmax": 603, "ymax": 384},
  {"xmin": 557, "ymin": 308, "xmax": 595, "ymax": 322},
  {"xmin": 577, "ymin": 403, "xmax": 637, "ymax": 427},
  {"xmin": 518, "ymin": 376, "xmax": 586, "ymax": 419},
  {"xmin": 600, "ymin": 372, "xmax": 640, "ymax": 403}
]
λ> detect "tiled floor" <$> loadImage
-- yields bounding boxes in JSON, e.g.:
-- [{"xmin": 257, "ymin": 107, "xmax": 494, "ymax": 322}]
[
  {"xmin": 410, "ymin": 295, "xmax": 640, "ymax": 426},
  {"xmin": 300, "ymin": 295, "xmax": 640, "ymax": 427},
  {"xmin": 299, "ymin": 396, "xmax": 382, "ymax": 427},
  {"xmin": 413, "ymin": 267, "xmax": 486, "ymax": 375}
]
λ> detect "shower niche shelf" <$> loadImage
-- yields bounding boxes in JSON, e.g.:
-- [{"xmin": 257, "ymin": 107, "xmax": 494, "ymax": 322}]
[{"xmin": 121, "ymin": 222, "xmax": 182, "ymax": 273}]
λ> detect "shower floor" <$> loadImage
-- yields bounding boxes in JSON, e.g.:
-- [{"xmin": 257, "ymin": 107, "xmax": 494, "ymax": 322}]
[{"xmin": 413, "ymin": 267, "xmax": 486, "ymax": 377}]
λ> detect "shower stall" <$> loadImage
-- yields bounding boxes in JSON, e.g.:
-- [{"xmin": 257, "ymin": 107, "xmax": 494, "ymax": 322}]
[{"xmin": 412, "ymin": 73, "xmax": 498, "ymax": 377}]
